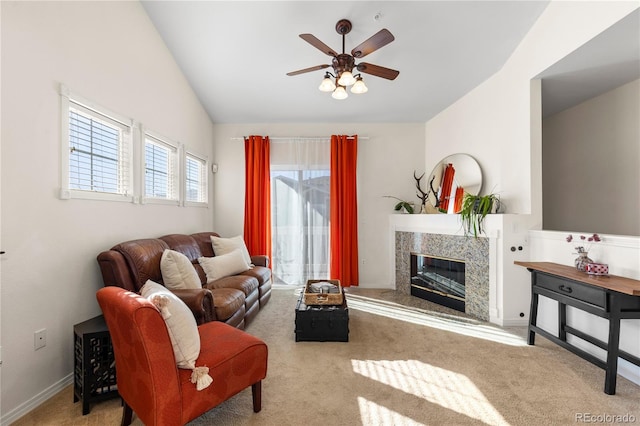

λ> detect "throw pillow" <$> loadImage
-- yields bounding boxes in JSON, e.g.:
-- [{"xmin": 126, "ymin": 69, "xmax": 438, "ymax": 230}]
[
  {"xmin": 140, "ymin": 280, "xmax": 212, "ymax": 390},
  {"xmin": 210, "ymin": 235, "xmax": 252, "ymax": 266},
  {"xmin": 198, "ymin": 249, "xmax": 251, "ymax": 283},
  {"xmin": 160, "ymin": 249, "xmax": 202, "ymax": 290}
]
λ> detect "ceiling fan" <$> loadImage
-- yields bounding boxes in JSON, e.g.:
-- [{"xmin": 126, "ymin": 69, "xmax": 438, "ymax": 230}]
[{"xmin": 286, "ymin": 19, "xmax": 399, "ymax": 99}]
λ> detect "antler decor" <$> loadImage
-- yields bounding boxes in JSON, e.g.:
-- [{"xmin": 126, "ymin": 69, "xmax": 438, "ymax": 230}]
[
  {"xmin": 413, "ymin": 171, "xmax": 429, "ymax": 207},
  {"xmin": 429, "ymin": 175, "xmax": 441, "ymax": 209}
]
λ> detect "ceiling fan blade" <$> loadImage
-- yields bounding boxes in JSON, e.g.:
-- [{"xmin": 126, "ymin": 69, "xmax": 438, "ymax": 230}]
[
  {"xmin": 356, "ymin": 62, "xmax": 400, "ymax": 80},
  {"xmin": 286, "ymin": 64, "xmax": 330, "ymax": 76},
  {"xmin": 351, "ymin": 29, "xmax": 395, "ymax": 58},
  {"xmin": 299, "ymin": 34, "xmax": 338, "ymax": 57}
]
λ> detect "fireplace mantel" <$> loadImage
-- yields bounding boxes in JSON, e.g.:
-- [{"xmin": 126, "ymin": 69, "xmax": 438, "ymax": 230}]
[{"xmin": 389, "ymin": 213, "xmax": 537, "ymax": 326}]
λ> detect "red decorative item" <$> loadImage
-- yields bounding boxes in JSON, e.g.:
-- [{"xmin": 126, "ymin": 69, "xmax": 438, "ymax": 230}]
[{"xmin": 586, "ymin": 263, "xmax": 609, "ymax": 276}]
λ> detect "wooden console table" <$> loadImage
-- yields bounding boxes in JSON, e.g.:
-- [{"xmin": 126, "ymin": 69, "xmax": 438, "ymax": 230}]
[{"xmin": 515, "ymin": 261, "xmax": 640, "ymax": 395}]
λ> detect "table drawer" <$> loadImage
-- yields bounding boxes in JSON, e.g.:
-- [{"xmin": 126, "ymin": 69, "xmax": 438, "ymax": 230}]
[{"xmin": 535, "ymin": 273, "xmax": 606, "ymax": 308}]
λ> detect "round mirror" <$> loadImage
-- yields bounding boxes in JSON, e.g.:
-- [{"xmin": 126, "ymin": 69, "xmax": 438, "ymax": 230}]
[{"xmin": 427, "ymin": 154, "xmax": 482, "ymax": 214}]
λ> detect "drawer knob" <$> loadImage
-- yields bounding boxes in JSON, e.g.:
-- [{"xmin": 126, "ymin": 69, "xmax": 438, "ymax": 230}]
[{"xmin": 559, "ymin": 285, "xmax": 573, "ymax": 293}]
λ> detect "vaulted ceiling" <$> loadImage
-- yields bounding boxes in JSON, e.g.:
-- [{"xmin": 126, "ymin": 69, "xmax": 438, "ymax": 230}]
[{"xmin": 141, "ymin": 2, "xmax": 638, "ymax": 124}]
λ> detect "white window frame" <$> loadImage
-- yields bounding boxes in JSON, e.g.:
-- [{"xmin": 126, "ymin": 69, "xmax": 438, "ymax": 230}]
[
  {"xmin": 183, "ymin": 150, "xmax": 209, "ymax": 207},
  {"xmin": 141, "ymin": 128, "xmax": 181, "ymax": 205},
  {"xmin": 60, "ymin": 85, "xmax": 134, "ymax": 202}
]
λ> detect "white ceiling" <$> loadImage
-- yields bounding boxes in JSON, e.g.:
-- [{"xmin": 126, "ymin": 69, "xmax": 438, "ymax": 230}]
[
  {"xmin": 142, "ymin": 2, "xmax": 640, "ymax": 125},
  {"xmin": 141, "ymin": 1, "xmax": 551, "ymax": 123},
  {"xmin": 538, "ymin": 8, "xmax": 640, "ymax": 117}
]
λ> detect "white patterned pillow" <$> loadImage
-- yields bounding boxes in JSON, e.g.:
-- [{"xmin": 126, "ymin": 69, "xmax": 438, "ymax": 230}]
[
  {"xmin": 210, "ymin": 235, "xmax": 252, "ymax": 266},
  {"xmin": 198, "ymin": 249, "xmax": 251, "ymax": 282},
  {"xmin": 160, "ymin": 249, "xmax": 201, "ymax": 290}
]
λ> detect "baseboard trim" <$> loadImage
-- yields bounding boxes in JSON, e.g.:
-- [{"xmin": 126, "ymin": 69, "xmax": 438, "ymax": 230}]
[
  {"xmin": 500, "ymin": 318, "xmax": 529, "ymax": 327},
  {"xmin": 1, "ymin": 373, "xmax": 73, "ymax": 426}
]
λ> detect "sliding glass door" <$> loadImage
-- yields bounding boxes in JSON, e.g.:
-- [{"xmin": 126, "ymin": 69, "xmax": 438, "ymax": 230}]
[{"xmin": 270, "ymin": 139, "xmax": 330, "ymax": 285}]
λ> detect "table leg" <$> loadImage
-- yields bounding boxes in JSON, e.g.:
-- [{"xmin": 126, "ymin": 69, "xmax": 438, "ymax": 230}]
[
  {"xmin": 528, "ymin": 288, "xmax": 538, "ymax": 345},
  {"xmin": 604, "ymin": 296, "xmax": 621, "ymax": 395}
]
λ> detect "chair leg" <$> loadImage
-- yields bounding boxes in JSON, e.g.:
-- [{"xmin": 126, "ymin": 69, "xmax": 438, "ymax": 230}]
[
  {"xmin": 252, "ymin": 381, "xmax": 262, "ymax": 413},
  {"xmin": 121, "ymin": 401, "xmax": 133, "ymax": 426}
]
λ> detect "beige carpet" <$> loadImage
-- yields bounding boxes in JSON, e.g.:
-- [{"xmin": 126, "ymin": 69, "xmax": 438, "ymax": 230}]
[{"xmin": 12, "ymin": 287, "xmax": 640, "ymax": 425}]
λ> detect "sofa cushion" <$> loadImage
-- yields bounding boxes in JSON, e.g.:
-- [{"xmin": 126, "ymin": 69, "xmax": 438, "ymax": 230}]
[
  {"xmin": 161, "ymin": 249, "xmax": 201, "ymax": 290},
  {"xmin": 210, "ymin": 288, "xmax": 246, "ymax": 321},
  {"xmin": 198, "ymin": 250, "xmax": 251, "ymax": 282},
  {"xmin": 205, "ymin": 274, "xmax": 259, "ymax": 297},
  {"xmin": 210, "ymin": 235, "xmax": 252, "ymax": 266},
  {"xmin": 239, "ymin": 265, "xmax": 271, "ymax": 286}
]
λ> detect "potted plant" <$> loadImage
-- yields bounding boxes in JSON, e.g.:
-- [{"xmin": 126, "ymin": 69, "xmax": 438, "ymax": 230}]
[
  {"xmin": 383, "ymin": 196, "xmax": 415, "ymax": 214},
  {"xmin": 459, "ymin": 193, "xmax": 500, "ymax": 237}
]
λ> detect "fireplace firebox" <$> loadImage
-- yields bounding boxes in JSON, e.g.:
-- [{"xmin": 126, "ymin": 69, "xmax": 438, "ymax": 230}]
[{"xmin": 410, "ymin": 253, "xmax": 465, "ymax": 313}]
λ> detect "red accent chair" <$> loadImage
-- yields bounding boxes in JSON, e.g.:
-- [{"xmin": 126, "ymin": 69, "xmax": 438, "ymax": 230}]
[{"xmin": 96, "ymin": 286, "xmax": 268, "ymax": 426}]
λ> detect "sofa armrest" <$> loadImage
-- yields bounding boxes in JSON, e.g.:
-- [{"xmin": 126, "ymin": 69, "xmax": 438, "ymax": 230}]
[
  {"xmin": 172, "ymin": 288, "xmax": 215, "ymax": 325},
  {"xmin": 251, "ymin": 255, "xmax": 270, "ymax": 268},
  {"xmin": 97, "ymin": 250, "xmax": 138, "ymax": 292}
]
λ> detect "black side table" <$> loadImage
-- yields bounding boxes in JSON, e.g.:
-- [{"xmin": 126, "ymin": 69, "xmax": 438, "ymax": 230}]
[{"xmin": 73, "ymin": 315, "xmax": 119, "ymax": 414}]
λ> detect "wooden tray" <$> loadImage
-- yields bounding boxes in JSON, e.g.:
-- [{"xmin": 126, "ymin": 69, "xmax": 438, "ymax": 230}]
[{"xmin": 304, "ymin": 279, "xmax": 343, "ymax": 305}]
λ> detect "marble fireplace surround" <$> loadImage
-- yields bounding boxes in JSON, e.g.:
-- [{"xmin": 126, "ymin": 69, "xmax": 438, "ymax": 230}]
[{"xmin": 395, "ymin": 231, "xmax": 490, "ymax": 321}]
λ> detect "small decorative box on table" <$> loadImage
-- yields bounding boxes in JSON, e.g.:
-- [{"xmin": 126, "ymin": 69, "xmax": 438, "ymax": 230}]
[
  {"xmin": 73, "ymin": 315, "xmax": 119, "ymax": 414},
  {"xmin": 295, "ymin": 280, "xmax": 349, "ymax": 342}
]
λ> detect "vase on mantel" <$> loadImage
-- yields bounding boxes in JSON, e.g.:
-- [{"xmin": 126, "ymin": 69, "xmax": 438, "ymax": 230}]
[{"xmin": 574, "ymin": 249, "xmax": 593, "ymax": 272}]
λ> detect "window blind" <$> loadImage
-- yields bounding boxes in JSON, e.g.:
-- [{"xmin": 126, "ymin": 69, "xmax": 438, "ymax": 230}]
[
  {"xmin": 68, "ymin": 102, "xmax": 130, "ymax": 195},
  {"xmin": 185, "ymin": 154, "xmax": 207, "ymax": 203},
  {"xmin": 145, "ymin": 135, "xmax": 177, "ymax": 200}
]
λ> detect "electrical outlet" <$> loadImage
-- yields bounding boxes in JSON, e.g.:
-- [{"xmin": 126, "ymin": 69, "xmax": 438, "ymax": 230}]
[{"xmin": 34, "ymin": 329, "xmax": 46, "ymax": 350}]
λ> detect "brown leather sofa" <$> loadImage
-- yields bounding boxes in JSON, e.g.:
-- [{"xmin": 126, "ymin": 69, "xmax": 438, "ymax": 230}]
[{"xmin": 97, "ymin": 232, "xmax": 272, "ymax": 329}]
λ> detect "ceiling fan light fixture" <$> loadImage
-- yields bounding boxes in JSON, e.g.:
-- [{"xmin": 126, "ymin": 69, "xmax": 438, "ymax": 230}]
[
  {"xmin": 337, "ymin": 70, "xmax": 356, "ymax": 86},
  {"xmin": 332, "ymin": 85, "xmax": 348, "ymax": 100},
  {"xmin": 318, "ymin": 74, "xmax": 336, "ymax": 92},
  {"xmin": 350, "ymin": 77, "xmax": 368, "ymax": 94}
]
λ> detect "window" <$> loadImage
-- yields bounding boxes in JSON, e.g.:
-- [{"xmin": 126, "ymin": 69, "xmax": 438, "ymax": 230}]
[
  {"xmin": 143, "ymin": 131, "xmax": 179, "ymax": 204},
  {"xmin": 60, "ymin": 87, "xmax": 133, "ymax": 201},
  {"xmin": 184, "ymin": 152, "xmax": 208, "ymax": 205},
  {"xmin": 270, "ymin": 138, "xmax": 331, "ymax": 285}
]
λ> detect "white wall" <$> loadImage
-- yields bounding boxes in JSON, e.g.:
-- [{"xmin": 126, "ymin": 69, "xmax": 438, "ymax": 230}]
[
  {"xmin": 212, "ymin": 123, "xmax": 425, "ymax": 288},
  {"xmin": 1, "ymin": 1, "xmax": 214, "ymax": 421},
  {"xmin": 423, "ymin": 1, "xmax": 640, "ymax": 386},
  {"xmin": 543, "ymin": 79, "xmax": 640, "ymax": 236}
]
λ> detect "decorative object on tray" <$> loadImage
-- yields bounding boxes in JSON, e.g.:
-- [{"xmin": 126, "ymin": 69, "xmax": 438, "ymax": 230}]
[
  {"xmin": 586, "ymin": 263, "xmax": 609, "ymax": 276},
  {"xmin": 566, "ymin": 233, "xmax": 601, "ymax": 272},
  {"xmin": 304, "ymin": 279, "xmax": 343, "ymax": 305}
]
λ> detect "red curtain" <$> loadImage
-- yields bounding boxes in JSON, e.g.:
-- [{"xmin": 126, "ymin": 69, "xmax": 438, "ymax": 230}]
[
  {"xmin": 330, "ymin": 135, "xmax": 359, "ymax": 287},
  {"xmin": 243, "ymin": 136, "xmax": 272, "ymax": 261},
  {"xmin": 440, "ymin": 163, "xmax": 455, "ymax": 212}
]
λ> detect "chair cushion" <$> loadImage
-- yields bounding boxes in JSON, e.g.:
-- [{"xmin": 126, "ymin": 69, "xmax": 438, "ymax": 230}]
[
  {"xmin": 198, "ymin": 250, "xmax": 250, "ymax": 282},
  {"xmin": 177, "ymin": 321, "xmax": 268, "ymax": 423},
  {"xmin": 161, "ymin": 249, "xmax": 201, "ymax": 290},
  {"xmin": 140, "ymin": 280, "xmax": 200, "ymax": 370},
  {"xmin": 210, "ymin": 235, "xmax": 252, "ymax": 265}
]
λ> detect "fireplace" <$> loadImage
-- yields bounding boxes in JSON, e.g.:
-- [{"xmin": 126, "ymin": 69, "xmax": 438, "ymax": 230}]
[
  {"xmin": 394, "ymin": 230, "xmax": 489, "ymax": 321},
  {"xmin": 410, "ymin": 253, "xmax": 465, "ymax": 313}
]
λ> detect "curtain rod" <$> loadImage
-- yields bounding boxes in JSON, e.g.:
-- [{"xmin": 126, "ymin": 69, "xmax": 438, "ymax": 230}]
[{"xmin": 230, "ymin": 136, "xmax": 368, "ymax": 141}]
